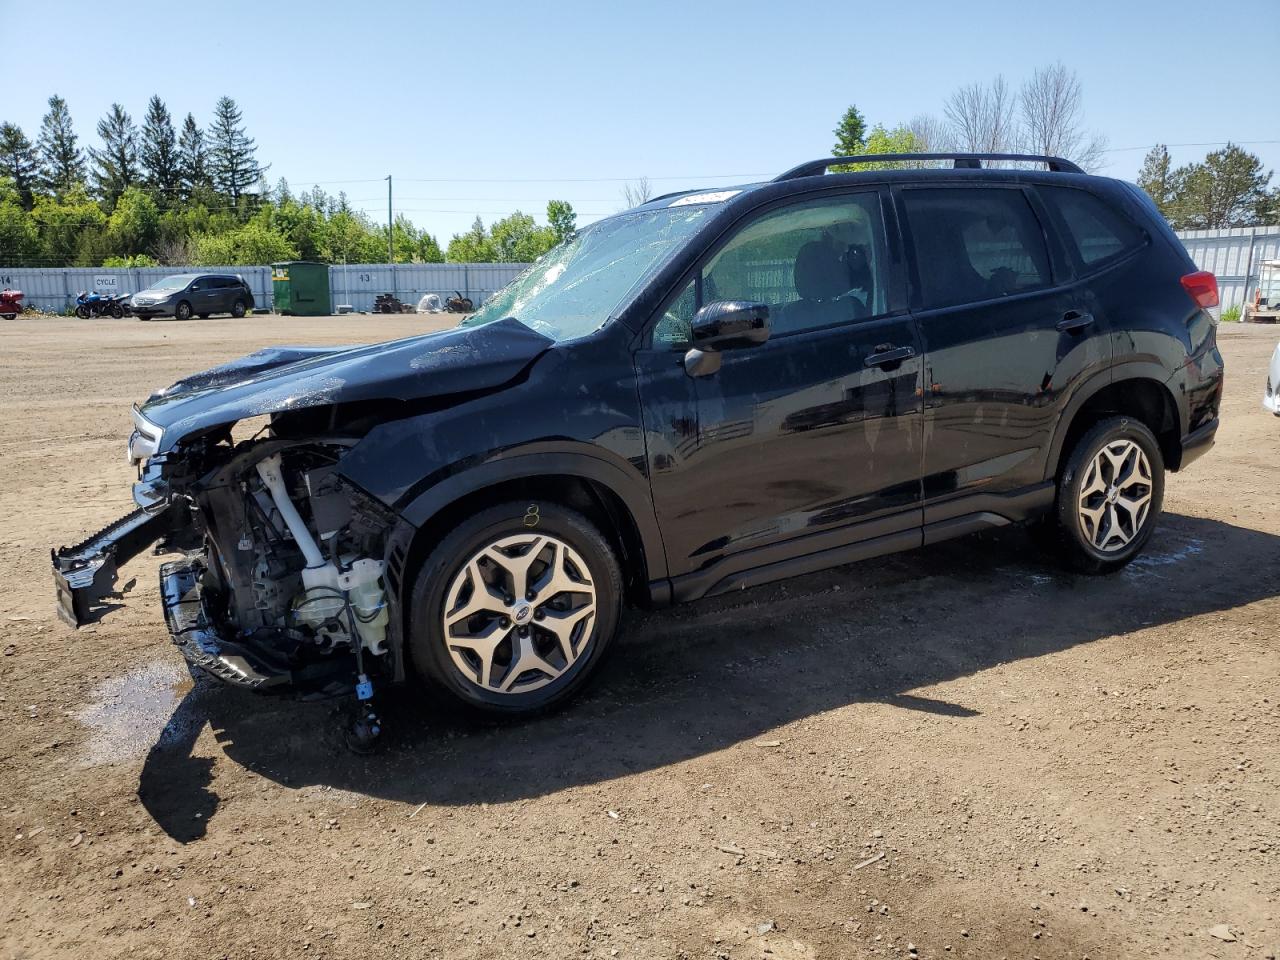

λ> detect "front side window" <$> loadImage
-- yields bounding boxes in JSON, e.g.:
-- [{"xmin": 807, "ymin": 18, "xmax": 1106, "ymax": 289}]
[
  {"xmin": 654, "ymin": 193, "xmax": 887, "ymax": 345},
  {"xmin": 1039, "ymin": 185, "xmax": 1144, "ymax": 268},
  {"xmin": 902, "ymin": 188, "xmax": 1052, "ymax": 310}
]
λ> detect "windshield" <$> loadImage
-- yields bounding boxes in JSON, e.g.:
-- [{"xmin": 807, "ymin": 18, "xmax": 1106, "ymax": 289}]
[
  {"xmin": 149, "ymin": 274, "xmax": 196, "ymax": 292},
  {"xmin": 462, "ymin": 206, "xmax": 711, "ymax": 341}
]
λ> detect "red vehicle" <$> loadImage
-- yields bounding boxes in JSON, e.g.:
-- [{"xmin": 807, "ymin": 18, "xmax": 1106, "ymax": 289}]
[{"xmin": 0, "ymin": 289, "xmax": 23, "ymax": 321}]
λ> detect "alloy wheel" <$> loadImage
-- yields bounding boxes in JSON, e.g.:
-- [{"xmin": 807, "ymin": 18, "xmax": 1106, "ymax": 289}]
[
  {"xmin": 441, "ymin": 533, "xmax": 597, "ymax": 694},
  {"xmin": 1076, "ymin": 438, "xmax": 1153, "ymax": 552}
]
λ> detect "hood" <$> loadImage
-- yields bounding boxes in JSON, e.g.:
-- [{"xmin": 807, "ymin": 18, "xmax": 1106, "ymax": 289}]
[{"xmin": 140, "ymin": 317, "xmax": 554, "ymax": 452}]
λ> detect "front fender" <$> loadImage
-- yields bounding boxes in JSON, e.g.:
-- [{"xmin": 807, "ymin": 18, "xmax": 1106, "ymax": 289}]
[{"xmin": 355, "ymin": 446, "xmax": 669, "ymax": 583}]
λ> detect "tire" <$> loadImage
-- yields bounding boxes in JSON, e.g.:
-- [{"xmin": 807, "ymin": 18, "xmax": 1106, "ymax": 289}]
[
  {"xmin": 231, "ymin": 299, "xmax": 246, "ymax": 318},
  {"xmin": 75, "ymin": 305, "xmax": 90, "ymax": 319},
  {"xmin": 110, "ymin": 304, "xmax": 124, "ymax": 319},
  {"xmin": 174, "ymin": 301, "xmax": 192, "ymax": 321},
  {"xmin": 408, "ymin": 501, "xmax": 622, "ymax": 716},
  {"xmin": 1041, "ymin": 416, "xmax": 1165, "ymax": 574}
]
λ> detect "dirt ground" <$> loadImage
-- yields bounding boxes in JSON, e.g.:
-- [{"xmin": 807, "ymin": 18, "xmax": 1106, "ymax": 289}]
[{"xmin": 0, "ymin": 315, "xmax": 1276, "ymax": 960}]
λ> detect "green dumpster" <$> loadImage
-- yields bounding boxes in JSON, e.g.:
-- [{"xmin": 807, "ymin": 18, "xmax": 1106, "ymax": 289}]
[{"xmin": 271, "ymin": 261, "xmax": 331, "ymax": 316}]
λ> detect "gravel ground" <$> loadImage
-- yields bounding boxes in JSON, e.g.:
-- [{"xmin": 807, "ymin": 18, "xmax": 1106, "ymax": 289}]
[{"xmin": 0, "ymin": 315, "xmax": 1276, "ymax": 960}]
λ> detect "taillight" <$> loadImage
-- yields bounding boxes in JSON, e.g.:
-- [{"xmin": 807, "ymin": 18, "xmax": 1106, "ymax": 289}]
[{"xmin": 1181, "ymin": 271, "xmax": 1219, "ymax": 309}]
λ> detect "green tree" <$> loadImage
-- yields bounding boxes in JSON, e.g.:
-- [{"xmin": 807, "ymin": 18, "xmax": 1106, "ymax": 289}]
[
  {"xmin": 178, "ymin": 113, "xmax": 210, "ymax": 198},
  {"xmin": 36, "ymin": 95, "xmax": 85, "ymax": 197},
  {"xmin": 32, "ymin": 186, "xmax": 106, "ymax": 265},
  {"xmin": 140, "ymin": 95, "xmax": 180, "ymax": 198},
  {"xmin": 417, "ymin": 232, "xmax": 445, "ymax": 263},
  {"xmin": 89, "ymin": 103, "xmax": 140, "ymax": 204},
  {"xmin": 832, "ymin": 105, "xmax": 868, "ymax": 157},
  {"xmin": 194, "ymin": 220, "xmax": 297, "ymax": 265},
  {"xmin": 0, "ymin": 124, "xmax": 40, "ymax": 209},
  {"xmin": 447, "ymin": 216, "xmax": 497, "ymax": 262},
  {"xmin": 323, "ymin": 209, "xmax": 385, "ymax": 264},
  {"xmin": 1137, "ymin": 145, "xmax": 1177, "ymax": 218},
  {"xmin": 105, "ymin": 186, "xmax": 160, "ymax": 257},
  {"xmin": 1172, "ymin": 143, "xmax": 1271, "ymax": 229},
  {"xmin": 489, "ymin": 211, "xmax": 556, "ymax": 262},
  {"xmin": 0, "ymin": 178, "xmax": 40, "ymax": 263},
  {"xmin": 547, "ymin": 199, "xmax": 576, "ymax": 244},
  {"xmin": 208, "ymin": 96, "xmax": 265, "ymax": 204},
  {"xmin": 102, "ymin": 253, "xmax": 158, "ymax": 267},
  {"xmin": 854, "ymin": 124, "xmax": 927, "ymax": 169}
]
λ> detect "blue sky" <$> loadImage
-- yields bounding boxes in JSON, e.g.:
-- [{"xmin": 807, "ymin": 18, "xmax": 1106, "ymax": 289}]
[{"xmin": 6, "ymin": 0, "xmax": 1277, "ymax": 240}]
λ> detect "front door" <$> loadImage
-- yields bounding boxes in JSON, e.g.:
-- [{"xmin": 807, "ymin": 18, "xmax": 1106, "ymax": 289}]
[
  {"xmin": 895, "ymin": 184, "xmax": 1112, "ymax": 523},
  {"xmin": 635, "ymin": 190, "xmax": 924, "ymax": 591}
]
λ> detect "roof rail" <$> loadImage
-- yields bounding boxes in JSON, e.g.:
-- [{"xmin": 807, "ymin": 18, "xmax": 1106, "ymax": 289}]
[{"xmin": 774, "ymin": 153, "xmax": 1083, "ymax": 181}]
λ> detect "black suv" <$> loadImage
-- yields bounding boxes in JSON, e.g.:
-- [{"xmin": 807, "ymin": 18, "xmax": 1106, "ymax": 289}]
[
  {"xmin": 130, "ymin": 273, "xmax": 255, "ymax": 321},
  {"xmin": 54, "ymin": 153, "xmax": 1222, "ymax": 736}
]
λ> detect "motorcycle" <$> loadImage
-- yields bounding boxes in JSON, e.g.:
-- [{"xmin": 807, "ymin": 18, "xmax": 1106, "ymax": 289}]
[
  {"xmin": 75, "ymin": 290, "xmax": 129, "ymax": 319},
  {"xmin": 0, "ymin": 288, "xmax": 22, "ymax": 320},
  {"xmin": 103, "ymin": 291, "xmax": 131, "ymax": 318}
]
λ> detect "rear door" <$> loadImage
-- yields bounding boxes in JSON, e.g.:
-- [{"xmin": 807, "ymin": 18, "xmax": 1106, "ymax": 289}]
[
  {"xmin": 636, "ymin": 189, "xmax": 924, "ymax": 586},
  {"xmin": 896, "ymin": 183, "xmax": 1111, "ymax": 525},
  {"xmin": 188, "ymin": 277, "xmax": 220, "ymax": 315}
]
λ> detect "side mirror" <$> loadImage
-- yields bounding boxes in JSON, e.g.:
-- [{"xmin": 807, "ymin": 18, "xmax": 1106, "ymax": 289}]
[
  {"xmin": 190, "ymin": 284, "xmax": 200, "ymax": 291},
  {"xmin": 684, "ymin": 300, "xmax": 769, "ymax": 377}
]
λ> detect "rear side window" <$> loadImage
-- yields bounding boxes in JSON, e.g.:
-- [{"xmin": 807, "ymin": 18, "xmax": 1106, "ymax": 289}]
[
  {"xmin": 902, "ymin": 188, "xmax": 1052, "ymax": 310},
  {"xmin": 1039, "ymin": 186, "xmax": 1144, "ymax": 268}
]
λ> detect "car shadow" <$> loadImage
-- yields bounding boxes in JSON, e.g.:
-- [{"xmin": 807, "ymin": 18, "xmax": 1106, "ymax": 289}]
[{"xmin": 137, "ymin": 513, "xmax": 1280, "ymax": 841}]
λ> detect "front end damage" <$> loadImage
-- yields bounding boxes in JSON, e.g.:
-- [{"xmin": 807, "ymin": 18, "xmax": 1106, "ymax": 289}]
[
  {"xmin": 50, "ymin": 319, "xmax": 555, "ymax": 745},
  {"xmin": 54, "ymin": 412, "xmax": 401, "ymax": 746}
]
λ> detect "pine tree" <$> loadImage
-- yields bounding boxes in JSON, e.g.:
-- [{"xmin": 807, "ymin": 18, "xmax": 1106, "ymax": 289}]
[
  {"xmin": 140, "ymin": 95, "xmax": 179, "ymax": 197},
  {"xmin": 1137, "ymin": 145, "xmax": 1177, "ymax": 218},
  {"xmin": 0, "ymin": 123, "xmax": 40, "ymax": 209},
  {"xmin": 208, "ymin": 96, "xmax": 265, "ymax": 204},
  {"xmin": 36, "ymin": 95, "xmax": 85, "ymax": 196},
  {"xmin": 89, "ymin": 103, "xmax": 139, "ymax": 204},
  {"xmin": 833, "ymin": 105, "xmax": 868, "ymax": 157},
  {"xmin": 178, "ymin": 113, "xmax": 209, "ymax": 197}
]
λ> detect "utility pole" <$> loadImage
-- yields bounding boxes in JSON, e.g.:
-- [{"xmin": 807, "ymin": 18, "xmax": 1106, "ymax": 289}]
[{"xmin": 385, "ymin": 174, "xmax": 393, "ymax": 265}]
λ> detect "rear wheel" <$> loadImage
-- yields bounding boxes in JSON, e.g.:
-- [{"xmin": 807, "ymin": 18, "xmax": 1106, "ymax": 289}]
[
  {"xmin": 1041, "ymin": 416, "xmax": 1164, "ymax": 574},
  {"xmin": 408, "ymin": 502, "xmax": 622, "ymax": 716},
  {"xmin": 174, "ymin": 301, "xmax": 192, "ymax": 321},
  {"xmin": 110, "ymin": 303, "xmax": 124, "ymax": 319},
  {"xmin": 231, "ymin": 299, "xmax": 246, "ymax": 318}
]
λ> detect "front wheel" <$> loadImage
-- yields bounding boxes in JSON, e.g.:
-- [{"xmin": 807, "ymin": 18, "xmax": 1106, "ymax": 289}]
[
  {"xmin": 230, "ymin": 299, "xmax": 246, "ymax": 318},
  {"xmin": 408, "ymin": 502, "xmax": 622, "ymax": 716},
  {"xmin": 110, "ymin": 303, "xmax": 124, "ymax": 319},
  {"xmin": 75, "ymin": 305, "xmax": 90, "ymax": 319},
  {"xmin": 1042, "ymin": 416, "xmax": 1165, "ymax": 574},
  {"xmin": 174, "ymin": 301, "xmax": 192, "ymax": 321}
]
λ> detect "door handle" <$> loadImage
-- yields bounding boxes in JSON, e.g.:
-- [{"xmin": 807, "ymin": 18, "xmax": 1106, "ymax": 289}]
[
  {"xmin": 864, "ymin": 344, "xmax": 915, "ymax": 369},
  {"xmin": 1056, "ymin": 310, "xmax": 1095, "ymax": 333}
]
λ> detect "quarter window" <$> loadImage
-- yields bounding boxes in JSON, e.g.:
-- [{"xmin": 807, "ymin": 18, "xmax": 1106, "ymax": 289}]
[
  {"xmin": 653, "ymin": 193, "xmax": 888, "ymax": 345},
  {"xmin": 902, "ymin": 188, "xmax": 1052, "ymax": 310},
  {"xmin": 1040, "ymin": 186, "xmax": 1144, "ymax": 268}
]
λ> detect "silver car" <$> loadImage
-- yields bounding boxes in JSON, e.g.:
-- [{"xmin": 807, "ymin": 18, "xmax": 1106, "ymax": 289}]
[{"xmin": 130, "ymin": 273, "xmax": 255, "ymax": 321}]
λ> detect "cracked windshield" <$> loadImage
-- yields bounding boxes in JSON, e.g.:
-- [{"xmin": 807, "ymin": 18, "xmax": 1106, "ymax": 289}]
[{"xmin": 462, "ymin": 205, "xmax": 710, "ymax": 341}]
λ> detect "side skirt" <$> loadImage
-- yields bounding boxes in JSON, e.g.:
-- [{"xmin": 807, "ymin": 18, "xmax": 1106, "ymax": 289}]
[{"xmin": 650, "ymin": 481, "xmax": 1056, "ymax": 606}]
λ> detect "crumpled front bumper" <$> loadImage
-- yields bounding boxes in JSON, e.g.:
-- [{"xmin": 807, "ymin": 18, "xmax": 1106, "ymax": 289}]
[{"xmin": 52, "ymin": 506, "xmax": 177, "ymax": 626}]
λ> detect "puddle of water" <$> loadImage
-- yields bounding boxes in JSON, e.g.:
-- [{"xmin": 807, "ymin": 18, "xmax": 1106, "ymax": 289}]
[
  {"xmin": 76, "ymin": 660, "xmax": 207, "ymax": 767},
  {"xmin": 1124, "ymin": 536, "xmax": 1204, "ymax": 575}
]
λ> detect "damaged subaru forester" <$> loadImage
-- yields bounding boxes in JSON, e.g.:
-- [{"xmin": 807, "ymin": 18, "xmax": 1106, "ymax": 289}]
[{"xmin": 53, "ymin": 153, "xmax": 1223, "ymax": 746}]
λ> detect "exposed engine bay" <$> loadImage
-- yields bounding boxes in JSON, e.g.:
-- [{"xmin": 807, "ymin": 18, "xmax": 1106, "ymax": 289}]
[{"xmin": 54, "ymin": 426, "xmax": 400, "ymax": 746}]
